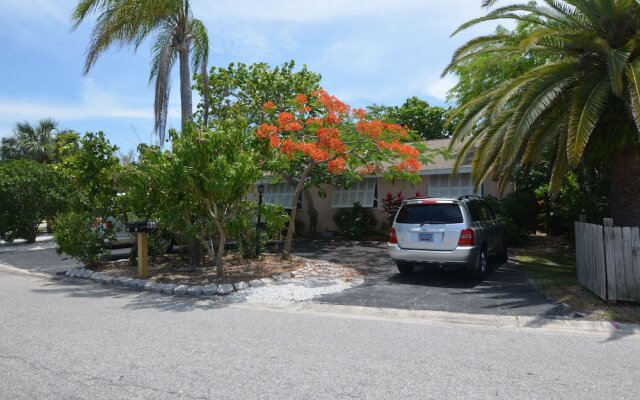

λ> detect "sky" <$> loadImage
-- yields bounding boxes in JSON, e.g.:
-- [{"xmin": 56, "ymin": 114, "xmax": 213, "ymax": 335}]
[{"xmin": 0, "ymin": 0, "xmax": 501, "ymax": 154}]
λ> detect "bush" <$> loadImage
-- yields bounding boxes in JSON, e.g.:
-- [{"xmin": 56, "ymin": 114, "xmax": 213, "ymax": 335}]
[
  {"xmin": 333, "ymin": 203, "xmax": 377, "ymax": 240},
  {"xmin": 54, "ymin": 211, "xmax": 115, "ymax": 267},
  {"xmin": 484, "ymin": 195, "xmax": 531, "ymax": 246},
  {"xmin": 227, "ymin": 201, "xmax": 290, "ymax": 258},
  {"xmin": 0, "ymin": 160, "xmax": 72, "ymax": 243}
]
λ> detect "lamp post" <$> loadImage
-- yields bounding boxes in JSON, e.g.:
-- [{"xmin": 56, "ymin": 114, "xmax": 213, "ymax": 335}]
[{"xmin": 256, "ymin": 183, "xmax": 265, "ymax": 257}]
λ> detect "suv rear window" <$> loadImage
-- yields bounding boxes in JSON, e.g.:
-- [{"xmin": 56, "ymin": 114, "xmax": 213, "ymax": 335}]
[{"xmin": 395, "ymin": 203, "xmax": 463, "ymax": 224}]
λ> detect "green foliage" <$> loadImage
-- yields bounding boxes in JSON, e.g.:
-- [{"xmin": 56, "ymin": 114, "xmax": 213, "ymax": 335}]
[
  {"xmin": 127, "ymin": 122, "xmax": 261, "ymax": 273},
  {"xmin": 485, "ymin": 194, "xmax": 533, "ymax": 246},
  {"xmin": 0, "ymin": 160, "xmax": 73, "ymax": 243},
  {"xmin": 195, "ymin": 60, "xmax": 322, "ymax": 126},
  {"xmin": 1, "ymin": 119, "xmax": 59, "ymax": 163},
  {"xmin": 333, "ymin": 203, "xmax": 378, "ymax": 240},
  {"xmin": 367, "ymin": 97, "xmax": 455, "ymax": 140},
  {"xmin": 54, "ymin": 211, "xmax": 114, "ymax": 267},
  {"xmin": 444, "ymin": 2, "xmax": 640, "ymax": 194},
  {"xmin": 227, "ymin": 201, "xmax": 290, "ymax": 259},
  {"xmin": 61, "ymin": 131, "xmax": 120, "ymax": 214}
]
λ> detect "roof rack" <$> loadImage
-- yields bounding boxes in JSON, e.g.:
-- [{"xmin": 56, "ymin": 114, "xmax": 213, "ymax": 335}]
[{"xmin": 457, "ymin": 195, "xmax": 482, "ymax": 200}]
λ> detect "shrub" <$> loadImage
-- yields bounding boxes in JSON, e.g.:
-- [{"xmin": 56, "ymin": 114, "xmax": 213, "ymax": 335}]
[
  {"xmin": 228, "ymin": 201, "xmax": 290, "ymax": 258},
  {"xmin": 0, "ymin": 160, "xmax": 72, "ymax": 243},
  {"xmin": 484, "ymin": 194, "xmax": 531, "ymax": 246},
  {"xmin": 54, "ymin": 211, "xmax": 115, "ymax": 267},
  {"xmin": 333, "ymin": 202, "xmax": 377, "ymax": 240}
]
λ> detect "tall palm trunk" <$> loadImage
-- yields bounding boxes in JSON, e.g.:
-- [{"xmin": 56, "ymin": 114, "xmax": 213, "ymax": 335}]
[
  {"xmin": 178, "ymin": 43, "xmax": 202, "ymax": 268},
  {"xmin": 610, "ymin": 145, "xmax": 640, "ymax": 227}
]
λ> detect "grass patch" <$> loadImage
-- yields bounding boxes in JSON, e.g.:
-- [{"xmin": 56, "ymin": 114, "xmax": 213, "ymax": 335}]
[{"xmin": 512, "ymin": 236, "xmax": 640, "ymax": 323}]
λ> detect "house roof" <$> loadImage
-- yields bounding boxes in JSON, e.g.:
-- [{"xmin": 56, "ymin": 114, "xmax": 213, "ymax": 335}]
[{"xmin": 414, "ymin": 138, "xmax": 473, "ymax": 175}]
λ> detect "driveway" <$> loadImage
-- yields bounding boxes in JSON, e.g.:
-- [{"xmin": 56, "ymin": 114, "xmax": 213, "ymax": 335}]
[{"xmin": 294, "ymin": 240, "xmax": 570, "ymax": 317}]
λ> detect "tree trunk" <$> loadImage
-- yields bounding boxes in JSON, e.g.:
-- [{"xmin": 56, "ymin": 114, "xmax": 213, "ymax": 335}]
[
  {"xmin": 212, "ymin": 216, "xmax": 226, "ymax": 277},
  {"xmin": 610, "ymin": 145, "xmax": 640, "ymax": 226},
  {"xmin": 282, "ymin": 164, "xmax": 314, "ymax": 259},
  {"xmin": 189, "ymin": 239, "xmax": 202, "ymax": 270},
  {"xmin": 302, "ymin": 189, "xmax": 318, "ymax": 236},
  {"xmin": 178, "ymin": 47, "xmax": 193, "ymax": 127},
  {"xmin": 285, "ymin": 176, "xmax": 318, "ymax": 236}
]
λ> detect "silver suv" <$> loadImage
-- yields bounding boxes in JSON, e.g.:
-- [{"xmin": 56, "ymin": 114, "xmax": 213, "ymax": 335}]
[{"xmin": 387, "ymin": 195, "xmax": 507, "ymax": 278}]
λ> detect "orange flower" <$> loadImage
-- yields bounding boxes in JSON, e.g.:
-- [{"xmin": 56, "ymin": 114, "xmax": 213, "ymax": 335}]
[
  {"xmin": 328, "ymin": 157, "xmax": 347, "ymax": 174},
  {"xmin": 263, "ymin": 101, "xmax": 276, "ymax": 110},
  {"xmin": 277, "ymin": 112, "xmax": 295, "ymax": 128},
  {"xmin": 257, "ymin": 123, "xmax": 277, "ymax": 138},
  {"xmin": 325, "ymin": 112, "xmax": 340, "ymax": 125},
  {"xmin": 269, "ymin": 135, "xmax": 281, "ymax": 148},
  {"xmin": 295, "ymin": 94, "xmax": 308, "ymax": 105},
  {"xmin": 305, "ymin": 117, "xmax": 323, "ymax": 126},
  {"xmin": 280, "ymin": 138, "xmax": 298, "ymax": 156},
  {"xmin": 353, "ymin": 108, "xmax": 367, "ymax": 119},
  {"xmin": 283, "ymin": 121, "xmax": 303, "ymax": 132}
]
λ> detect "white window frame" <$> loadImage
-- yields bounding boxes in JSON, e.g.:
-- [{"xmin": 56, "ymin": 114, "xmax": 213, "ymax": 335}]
[
  {"xmin": 428, "ymin": 173, "xmax": 480, "ymax": 198},
  {"xmin": 263, "ymin": 182, "xmax": 301, "ymax": 209},
  {"xmin": 332, "ymin": 178, "xmax": 377, "ymax": 208}
]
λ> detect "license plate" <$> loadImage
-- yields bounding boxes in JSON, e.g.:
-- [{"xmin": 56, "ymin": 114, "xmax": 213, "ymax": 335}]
[{"xmin": 418, "ymin": 233, "xmax": 433, "ymax": 241}]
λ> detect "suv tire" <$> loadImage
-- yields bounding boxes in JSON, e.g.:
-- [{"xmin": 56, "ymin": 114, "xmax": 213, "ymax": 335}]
[
  {"xmin": 396, "ymin": 262, "xmax": 414, "ymax": 275},
  {"xmin": 470, "ymin": 247, "xmax": 488, "ymax": 279}
]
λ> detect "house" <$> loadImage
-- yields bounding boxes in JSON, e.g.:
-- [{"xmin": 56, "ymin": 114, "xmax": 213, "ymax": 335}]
[{"xmin": 260, "ymin": 138, "xmax": 511, "ymax": 233}]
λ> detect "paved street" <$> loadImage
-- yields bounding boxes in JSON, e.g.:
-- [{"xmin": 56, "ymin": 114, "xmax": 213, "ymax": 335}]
[
  {"xmin": 1, "ymin": 269, "xmax": 639, "ymax": 399},
  {"xmin": 296, "ymin": 241, "xmax": 569, "ymax": 316}
]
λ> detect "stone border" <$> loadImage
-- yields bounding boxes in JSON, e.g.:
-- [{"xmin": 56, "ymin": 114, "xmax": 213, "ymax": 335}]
[{"xmin": 64, "ymin": 262, "xmax": 314, "ymax": 297}]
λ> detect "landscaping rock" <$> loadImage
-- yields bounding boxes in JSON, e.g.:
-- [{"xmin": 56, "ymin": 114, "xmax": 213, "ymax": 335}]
[
  {"xmin": 151, "ymin": 283, "xmax": 164, "ymax": 293},
  {"xmin": 216, "ymin": 284, "xmax": 235, "ymax": 296},
  {"xmin": 126, "ymin": 279, "xmax": 140, "ymax": 288},
  {"xmin": 144, "ymin": 281, "xmax": 156, "ymax": 291},
  {"xmin": 65, "ymin": 269, "xmax": 73, "ymax": 277},
  {"xmin": 233, "ymin": 281, "xmax": 249, "ymax": 291},
  {"xmin": 248, "ymin": 279, "xmax": 264, "ymax": 287},
  {"xmin": 261, "ymin": 277, "xmax": 275, "ymax": 285},
  {"xmin": 161, "ymin": 283, "xmax": 177, "ymax": 294},
  {"xmin": 82, "ymin": 270, "xmax": 93, "ymax": 279},
  {"xmin": 279, "ymin": 272, "xmax": 293, "ymax": 278},
  {"xmin": 187, "ymin": 286, "xmax": 203, "ymax": 296},
  {"xmin": 119, "ymin": 277, "xmax": 133, "ymax": 286},
  {"xmin": 89, "ymin": 272, "xmax": 102, "ymax": 281},
  {"xmin": 100, "ymin": 275, "xmax": 113, "ymax": 285},
  {"xmin": 202, "ymin": 284, "xmax": 218, "ymax": 296},
  {"xmin": 136, "ymin": 280, "xmax": 148, "ymax": 289},
  {"xmin": 173, "ymin": 285, "xmax": 189, "ymax": 296}
]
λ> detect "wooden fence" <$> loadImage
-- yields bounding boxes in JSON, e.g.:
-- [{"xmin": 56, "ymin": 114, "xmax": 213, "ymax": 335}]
[{"xmin": 575, "ymin": 220, "xmax": 640, "ymax": 302}]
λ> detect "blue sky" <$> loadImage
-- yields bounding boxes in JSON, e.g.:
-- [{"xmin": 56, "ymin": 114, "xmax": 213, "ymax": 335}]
[{"xmin": 0, "ymin": 0, "xmax": 499, "ymax": 154}]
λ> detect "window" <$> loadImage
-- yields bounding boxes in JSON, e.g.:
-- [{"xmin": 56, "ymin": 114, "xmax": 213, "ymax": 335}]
[
  {"xmin": 263, "ymin": 183, "xmax": 301, "ymax": 209},
  {"xmin": 428, "ymin": 173, "xmax": 480, "ymax": 198},
  {"xmin": 332, "ymin": 178, "xmax": 377, "ymax": 208},
  {"xmin": 396, "ymin": 204, "xmax": 463, "ymax": 224},
  {"xmin": 467, "ymin": 200, "xmax": 489, "ymax": 222}
]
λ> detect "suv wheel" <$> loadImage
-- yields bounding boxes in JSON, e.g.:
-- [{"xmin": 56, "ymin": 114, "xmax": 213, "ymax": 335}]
[
  {"xmin": 396, "ymin": 262, "xmax": 414, "ymax": 275},
  {"xmin": 470, "ymin": 248, "xmax": 488, "ymax": 279}
]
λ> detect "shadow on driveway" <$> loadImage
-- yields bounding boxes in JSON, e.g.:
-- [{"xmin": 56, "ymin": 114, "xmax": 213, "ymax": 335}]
[{"xmin": 294, "ymin": 240, "xmax": 570, "ymax": 317}]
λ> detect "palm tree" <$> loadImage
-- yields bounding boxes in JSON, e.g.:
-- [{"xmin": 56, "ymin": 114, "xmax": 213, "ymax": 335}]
[
  {"xmin": 72, "ymin": 0, "xmax": 209, "ymax": 143},
  {"xmin": 444, "ymin": 0, "xmax": 640, "ymax": 226},
  {"xmin": 14, "ymin": 118, "xmax": 58, "ymax": 163}
]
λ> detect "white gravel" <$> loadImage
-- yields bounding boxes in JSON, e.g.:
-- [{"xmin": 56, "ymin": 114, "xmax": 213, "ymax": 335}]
[{"xmin": 232, "ymin": 276, "xmax": 364, "ymax": 303}]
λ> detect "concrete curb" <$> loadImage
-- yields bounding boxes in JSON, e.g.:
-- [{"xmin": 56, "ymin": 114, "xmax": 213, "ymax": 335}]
[{"xmin": 230, "ymin": 302, "xmax": 640, "ymax": 337}]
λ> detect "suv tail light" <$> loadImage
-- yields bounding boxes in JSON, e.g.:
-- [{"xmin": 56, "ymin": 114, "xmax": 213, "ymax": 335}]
[
  {"xmin": 458, "ymin": 228, "xmax": 474, "ymax": 246},
  {"xmin": 388, "ymin": 227, "xmax": 398, "ymax": 244}
]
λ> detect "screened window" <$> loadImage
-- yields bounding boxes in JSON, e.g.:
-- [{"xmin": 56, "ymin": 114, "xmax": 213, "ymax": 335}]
[
  {"xmin": 263, "ymin": 183, "xmax": 301, "ymax": 209},
  {"xmin": 332, "ymin": 178, "xmax": 377, "ymax": 208},
  {"xmin": 428, "ymin": 173, "xmax": 479, "ymax": 198}
]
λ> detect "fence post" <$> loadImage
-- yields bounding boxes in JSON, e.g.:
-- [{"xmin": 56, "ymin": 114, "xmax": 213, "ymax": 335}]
[{"xmin": 602, "ymin": 218, "xmax": 616, "ymax": 303}]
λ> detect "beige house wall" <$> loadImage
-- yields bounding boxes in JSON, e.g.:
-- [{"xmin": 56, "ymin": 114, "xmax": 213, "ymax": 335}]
[{"xmin": 295, "ymin": 174, "xmax": 509, "ymax": 234}]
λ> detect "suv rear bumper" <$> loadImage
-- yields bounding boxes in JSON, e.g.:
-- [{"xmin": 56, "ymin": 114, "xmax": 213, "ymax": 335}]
[{"xmin": 387, "ymin": 243, "xmax": 478, "ymax": 266}]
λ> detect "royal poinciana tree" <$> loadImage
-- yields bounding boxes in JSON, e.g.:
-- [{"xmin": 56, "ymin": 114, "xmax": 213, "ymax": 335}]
[{"xmin": 258, "ymin": 89, "xmax": 431, "ymax": 258}]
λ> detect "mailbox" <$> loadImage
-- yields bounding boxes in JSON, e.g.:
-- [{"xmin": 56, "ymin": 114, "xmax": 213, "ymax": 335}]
[{"xmin": 126, "ymin": 221, "xmax": 159, "ymax": 233}]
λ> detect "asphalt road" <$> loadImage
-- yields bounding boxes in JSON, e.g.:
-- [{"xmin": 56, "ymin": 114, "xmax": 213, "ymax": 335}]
[
  {"xmin": 295, "ymin": 241, "xmax": 570, "ymax": 316},
  {"xmin": 1, "ymin": 269, "xmax": 639, "ymax": 400}
]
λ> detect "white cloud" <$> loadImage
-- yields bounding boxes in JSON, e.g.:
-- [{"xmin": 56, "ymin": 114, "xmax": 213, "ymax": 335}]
[
  {"xmin": 424, "ymin": 75, "xmax": 457, "ymax": 102},
  {"xmin": 196, "ymin": 0, "xmax": 483, "ymax": 24},
  {"xmin": 0, "ymin": 79, "xmax": 160, "ymax": 122}
]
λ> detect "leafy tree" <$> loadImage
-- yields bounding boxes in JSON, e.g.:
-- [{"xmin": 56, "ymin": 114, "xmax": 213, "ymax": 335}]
[
  {"xmin": 444, "ymin": 0, "xmax": 640, "ymax": 226},
  {"xmin": 195, "ymin": 60, "xmax": 330, "ymax": 234},
  {"xmin": 72, "ymin": 0, "xmax": 209, "ymax": 142},
  {"xmin": 131, "ymin": 122, "xmax": 261, "ymax": 274},
  {"xmin": 259, "ymin": 89, "xmax": 434, "ymax": 258},
  {"xmin": 0, "ymin": 160, "xmax": 72, "ymax": 243},
  {"xmin": 367, "ymin": 97, "xmax": 454, "ymax": 140},
  {"xmin": 0, "ymin": 119, "xmax": 58, "ymax": 163}
]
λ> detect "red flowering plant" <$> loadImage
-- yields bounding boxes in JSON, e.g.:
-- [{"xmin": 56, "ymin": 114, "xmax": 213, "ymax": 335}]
[{"xmin": 257, "ymin": 89, "xmax": 434, "ymax": 258}]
